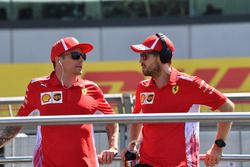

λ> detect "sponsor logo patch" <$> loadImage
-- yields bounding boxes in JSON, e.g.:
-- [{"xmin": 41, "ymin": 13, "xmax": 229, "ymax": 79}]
[
  {"xmin": 41, "ymin": 91, "xmax": 62, "ymax": 105},
  {"xmin": 140, "ymin": 92, "xmax": 155, "ymax": 104},
  {"xmin": 53, "ymin": 91, "xmax": 62, "ymax": 103}
]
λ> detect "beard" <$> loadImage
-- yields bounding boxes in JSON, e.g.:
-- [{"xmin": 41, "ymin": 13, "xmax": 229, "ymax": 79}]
[{"xmin": 142, "ymin": 62, "xmax": 161, "ymax": 77}]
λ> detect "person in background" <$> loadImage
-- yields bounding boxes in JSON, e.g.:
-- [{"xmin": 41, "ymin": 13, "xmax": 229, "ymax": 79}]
[
  {"xmin": 121, "ymin": 33, "xmax": 234, "ymax": 167},
  {"xmin": 0, "ymin": 37, "xmax": 119, "ymax": 167}
]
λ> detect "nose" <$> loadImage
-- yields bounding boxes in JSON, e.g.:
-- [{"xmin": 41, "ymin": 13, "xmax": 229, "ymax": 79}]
[
  {"xmin": 139, "ymin": 56, "xmax": 145, "ymax": 63},
  {"xmin": 140, "ymin": 58, "xmax": 145, "ymax": 65},
  {"xmin": 79, "ymin": 56, "xmax": 84, "ymax": 62}
]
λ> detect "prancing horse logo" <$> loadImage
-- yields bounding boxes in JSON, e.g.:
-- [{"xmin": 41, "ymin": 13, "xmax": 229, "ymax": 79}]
[{"xmin": 172, "ymin": 85, "xmax": 179, "ymax": 94}]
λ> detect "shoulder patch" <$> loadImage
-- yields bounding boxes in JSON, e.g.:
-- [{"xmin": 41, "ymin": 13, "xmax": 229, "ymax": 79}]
[
  {"xmin": 84, "ymin": 80, "xmax": 98, "ymax": 87},
  {"xmin": 140, "ymin": 79, "xmax": 151, "ymax": 87},
  {"xmin": 31, "ymin": 76, "xmax": 50, "ymax": 83},
  {"xmin": 177, "ymin": 75, "xmax": 193, "ymax": 82}
]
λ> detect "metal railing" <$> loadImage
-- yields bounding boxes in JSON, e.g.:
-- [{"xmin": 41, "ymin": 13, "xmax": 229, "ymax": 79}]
[
  {"xmin": 0, "ymin": 112, "xmax": 250, "ymax": 164},
  {"xmin": 0, "ymin": 112, "xmax": 250, "ymax": 126},
  {"xmin": 0, "ymin": 156, "xmax": 32, "ymax": 164},
  {"xmin": 0, "ymin": 92, "xmax": 250, "ymax": 165},
  {"xmin": 223, "ymin": 93, "xmax": 250, "ymax": 101}
]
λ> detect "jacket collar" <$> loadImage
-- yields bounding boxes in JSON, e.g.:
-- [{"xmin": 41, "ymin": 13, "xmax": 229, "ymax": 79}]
[{"xmin": 49, "ymin": 71, "xmax": 85, "ymax": 88}]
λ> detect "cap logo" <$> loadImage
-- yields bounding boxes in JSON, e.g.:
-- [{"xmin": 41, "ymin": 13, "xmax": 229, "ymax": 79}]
[{"xmin": 134, "ymin": 45, "xmax": 149, "ymax": 50}]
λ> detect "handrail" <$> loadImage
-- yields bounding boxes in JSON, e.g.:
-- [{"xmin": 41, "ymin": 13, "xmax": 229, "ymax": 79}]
[
  {"xmin": 1, "ymin": 154, "xmax": 250, "ymax": 164},
  {"xmin": 0, "ymin": 112, "xmax": 249, "ymax": 126},
  {"xmin": 0, "ymin": 96, "xmax": 24, "ymax": 104},
  {"xmin": 199, "ymin": 154, "xmax": 250, "ymax": 161},
  {"xmin": 0, "ymin": 93, "xmax": 250, "ymax": 104},
  {"xmin": 0, "ymin": 156, "xmax": 32, "ymax": 164},
  {"xmin": 223, "ymin": 92, "xmax": 250, "ymax": 101},
  {"xmin": 0, "ymin": 93, "xmax": 250, "ymax": 165}
]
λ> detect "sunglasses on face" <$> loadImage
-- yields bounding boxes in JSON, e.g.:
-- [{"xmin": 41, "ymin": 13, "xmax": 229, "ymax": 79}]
[
  {"xmin": 140, "ymin": 53, "xmax": 149, "ymax": 61},
  {"xmin": 140, "ymin": 52, "xmax": 159, "ymax": 61},
  {"xmin": 65, "ymin": 52, "xmax": 86, "ymax": 60}
]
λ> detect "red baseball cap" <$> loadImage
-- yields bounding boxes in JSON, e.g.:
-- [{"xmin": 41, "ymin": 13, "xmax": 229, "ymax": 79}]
[
  {"xmin": 50, "ymin": 37, "xmax": 93, "ymax": 62},
  {"xmin": 130, "ymin": 34, "xmax": 175, "ymax": 54}
]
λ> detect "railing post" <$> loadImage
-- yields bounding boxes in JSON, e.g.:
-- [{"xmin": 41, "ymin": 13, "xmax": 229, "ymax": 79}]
[
  {"xmin": 0, "ymin": 147, "xmax": 4, "ymax": 167},
  {"xmin": 122, "ymin": 93, "xmax": 135, "ymax": 149}
]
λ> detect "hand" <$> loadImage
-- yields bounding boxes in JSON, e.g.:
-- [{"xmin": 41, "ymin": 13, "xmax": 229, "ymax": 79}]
[
  {"xmin": 204, "ymin": 144, "xmax": 222, "ymax": 167},
  {"xmin": 120, "ymin": 140, "xmax": 139, "ymax": 162},
  {"xmin": 120, "ymin": 148, "xmax": 129, "ymax": 161},
  {"xmin": 120, "ymin": 148, "xmax": 139, "ymax": 162},
  {"xmin": 98, "ymin": 147, "xmax": 118, "ymax": 165}
]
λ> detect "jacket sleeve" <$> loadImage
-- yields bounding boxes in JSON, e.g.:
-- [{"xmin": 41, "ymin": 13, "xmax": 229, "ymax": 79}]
[{"xmin": 17, "ymin": 81, "xmax": 38, "ymax": 116}]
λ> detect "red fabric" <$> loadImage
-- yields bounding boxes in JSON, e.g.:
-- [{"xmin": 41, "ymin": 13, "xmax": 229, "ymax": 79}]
[
  {"xmin": 18, "ymin": 71, "xmax": 114, "ymax": 167},
  {"xmin": 133, "ymin": 68, "xmax": 226, "ymax": 167}
]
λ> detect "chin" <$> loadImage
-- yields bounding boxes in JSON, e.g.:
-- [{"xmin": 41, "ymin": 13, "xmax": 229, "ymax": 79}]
[
  {"xmin": 74, "ymin": 71, "xmax": 82, "ymax": 76},
  {"xmin": 143, "ymin": 71, "xmax": 152, "ymax": 76}
]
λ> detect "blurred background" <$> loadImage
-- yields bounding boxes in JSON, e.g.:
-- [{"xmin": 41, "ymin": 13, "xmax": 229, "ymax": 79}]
[
  {"xmin": 0, "ymin": 0, "xmax": 250, "ymax": 167},
  {"xmin": 0, "ymin": 0, "xmax": 250, "ymax": 62}
]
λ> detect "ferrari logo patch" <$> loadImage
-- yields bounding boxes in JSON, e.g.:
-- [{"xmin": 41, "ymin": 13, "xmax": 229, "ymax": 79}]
[
  {"xmin": 172, "ymin": 85, "xmax": 179, "ymax": 94},
  {"xmin": 82, "ymin": 88, "xmax": 87, "ymax": 95}
]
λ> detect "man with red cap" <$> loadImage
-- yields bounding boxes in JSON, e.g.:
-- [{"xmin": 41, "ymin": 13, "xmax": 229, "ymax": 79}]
[
  {"xmin": 0, "ymin": 37, "xmax": 119, "ymax": 167},
  {"xmin": 121, "ymin": 33, "xmax": 234, "ymax": 167}
]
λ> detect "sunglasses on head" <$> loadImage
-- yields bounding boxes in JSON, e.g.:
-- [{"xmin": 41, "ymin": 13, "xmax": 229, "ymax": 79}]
[
  {"xmin": 65, "ymin": 52, "xmax": 86, "ymax": 60},
  {"xmin": 140, "ymin": 51, "xmax": 159, "ymax": 61}
]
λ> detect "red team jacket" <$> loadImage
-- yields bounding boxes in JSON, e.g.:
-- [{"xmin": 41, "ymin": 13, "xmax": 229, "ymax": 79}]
[
  {"xmin": 133, "ymin": 68, "xmax": 226, "ymax": 167},
  {"xmin": 18, "ymin": 71, "xmax": 114, "ymax": 167}
]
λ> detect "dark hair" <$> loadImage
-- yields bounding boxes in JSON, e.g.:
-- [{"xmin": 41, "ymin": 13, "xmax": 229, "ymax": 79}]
[{"xmin": 52, "ymin": 61, "xmax": 55, "ymax": 69}]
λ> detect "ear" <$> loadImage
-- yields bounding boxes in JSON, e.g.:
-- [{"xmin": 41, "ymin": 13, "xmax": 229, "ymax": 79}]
[
  {"xmin": 156, "ymin": 55, "xmax": 162, "ymax": 64},
  {"xmin": 55, "ymin": 56, "xmax": 61, "ymax": 63}
]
